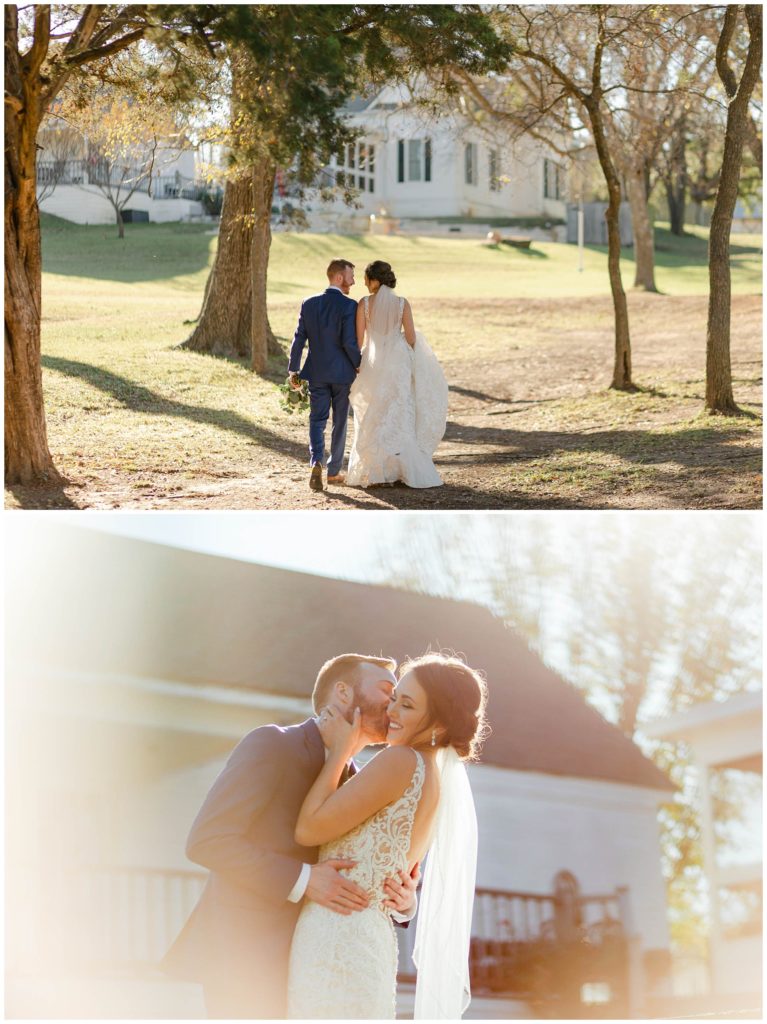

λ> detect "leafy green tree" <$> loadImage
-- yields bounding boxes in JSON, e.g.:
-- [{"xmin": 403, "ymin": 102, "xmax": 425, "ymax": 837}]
[
  {"xmin": 5, "ymin": 3, "xmax": 219, "ymax": 486},
  {"xmin": 7, "ymin": 5, "xmax": 144, "ymax": 485},
  {"xmin": 180, "ymin": 4, "xmax": 511, "ymax": 371},
  {"xmin": 5, "ymin": 4, "xmax": 509, "ymax": 482}
]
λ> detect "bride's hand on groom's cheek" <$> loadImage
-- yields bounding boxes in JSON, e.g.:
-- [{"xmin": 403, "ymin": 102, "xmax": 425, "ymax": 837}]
[{"xmin": 318, "ymin": 706, "xmax": 361, "ymax": 756}]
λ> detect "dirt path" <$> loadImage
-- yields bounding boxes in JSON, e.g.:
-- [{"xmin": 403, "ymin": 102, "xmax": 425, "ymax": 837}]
[{"xmin": 7, "ymin": 294, "xmax": 762, "ymax": 510}]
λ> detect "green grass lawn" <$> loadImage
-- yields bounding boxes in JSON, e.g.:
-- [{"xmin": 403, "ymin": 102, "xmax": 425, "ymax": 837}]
[
  {"xmin": 13, "ymin": 214, "xmax": 761, "ymax": 510},
  {"xmin": 39, "ymin": 211, "xmax": 762, "ymax": 367},
  {"xmin": 41, "ymin": 213, "xmax": 762, "ymax": 303}
]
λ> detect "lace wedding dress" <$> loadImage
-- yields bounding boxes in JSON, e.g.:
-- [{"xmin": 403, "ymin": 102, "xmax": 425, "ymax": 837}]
[
  {"xmin": 347, "ymin": 287, "xmax": 448, "ymax": 488},
  {"xmin": 287, "ymin": 750, "xmax": 425, "ymax": 1019}
]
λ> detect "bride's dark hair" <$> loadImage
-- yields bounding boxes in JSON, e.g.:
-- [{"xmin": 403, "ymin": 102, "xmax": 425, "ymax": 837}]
[
  {"xmin": 399, "ymin": 652, "xmax": 489, "ymax": 761},
  {"xmin": 365, "ymin": 260, "xmax": 397, "ymax": 289}
]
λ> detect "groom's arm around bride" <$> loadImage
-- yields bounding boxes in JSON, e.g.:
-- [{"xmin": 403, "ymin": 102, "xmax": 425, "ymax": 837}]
[{"xmin": 161, "ymin": 718, "xmax": 369, "ymax": 1019}]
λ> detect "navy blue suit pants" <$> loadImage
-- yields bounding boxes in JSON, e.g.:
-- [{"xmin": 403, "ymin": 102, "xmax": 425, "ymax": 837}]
[{"xmin": 308, "ymin": 382, "xmax": 351, "ymax": 476}]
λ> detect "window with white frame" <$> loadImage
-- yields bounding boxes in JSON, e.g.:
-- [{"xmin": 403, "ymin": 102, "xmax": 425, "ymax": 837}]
[
  {"xmin": 543, "ymin": 157, "xmax": 563, "ymax": 200},
  {"xmin": 397, "ymin": 139, "xmax": 432, "ymax": 183},
  {"xmin": 489, "ymin": 148, "xmax": 501, "ymax": 191},
  {"xmin": 332, "ymin": 141, "xmax": 376, "ymax": 193},
  {"xmin": 465, "ymin": 142, "xmax": 478, "ymax": 186}
]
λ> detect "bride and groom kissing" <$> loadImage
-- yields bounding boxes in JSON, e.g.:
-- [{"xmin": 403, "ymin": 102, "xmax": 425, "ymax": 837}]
[
  {"xmin": 288, "ymin": 258, "xmax": 449, "ymax": 492},
  {"xmin": 163, "ymin": 651, "xmax": 487, "ymax": 1019}
]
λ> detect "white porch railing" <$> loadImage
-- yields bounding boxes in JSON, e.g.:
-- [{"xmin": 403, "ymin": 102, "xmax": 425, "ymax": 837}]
[{"xmin": 70, "ymin": 866, "xmax": 206, "ymax": 970}]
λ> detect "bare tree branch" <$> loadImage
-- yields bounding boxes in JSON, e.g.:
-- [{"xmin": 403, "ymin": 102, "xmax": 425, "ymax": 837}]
[
  {"xmin": 715, "ymin": 4, "xmax": 740, "ymax": 99},
  {"xmin": 22, "ymin": 5, "xmax": 50, "ymax": 79}
]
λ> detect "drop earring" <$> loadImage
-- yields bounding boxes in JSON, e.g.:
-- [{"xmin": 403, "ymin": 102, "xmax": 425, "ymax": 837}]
[{"xmin": 431, "ymin": 729, "xmax": 437, "ymax": 747}]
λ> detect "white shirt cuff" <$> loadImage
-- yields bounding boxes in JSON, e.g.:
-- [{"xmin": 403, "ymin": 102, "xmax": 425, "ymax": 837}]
[
  {"xmin": 287, "ymin": 862, "xmax": 311, "ymax": 903},
  {"xmin": 390, "ymin": 894, "xmax": 418, "ymax": 923}
]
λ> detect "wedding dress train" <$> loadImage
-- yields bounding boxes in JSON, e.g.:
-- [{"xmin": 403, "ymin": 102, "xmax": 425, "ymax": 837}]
[{"xmin": 347, "ymin": 287, "xmax": 448, "ymax": 488}]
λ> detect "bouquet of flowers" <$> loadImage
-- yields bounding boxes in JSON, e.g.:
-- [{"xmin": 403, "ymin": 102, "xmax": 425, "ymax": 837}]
[{"xmin": 278, "ymin": 374, "xmax": 309, "ymax": 413}]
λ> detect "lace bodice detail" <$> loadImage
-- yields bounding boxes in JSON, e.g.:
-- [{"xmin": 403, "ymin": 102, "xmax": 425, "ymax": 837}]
[
  {"xmin": 320, "ymin": 749, "xmax": 424, "ymax": 911},
  {"xmin": 287, "ymin": 750, "xmax": 426, "ymax": 1019}
]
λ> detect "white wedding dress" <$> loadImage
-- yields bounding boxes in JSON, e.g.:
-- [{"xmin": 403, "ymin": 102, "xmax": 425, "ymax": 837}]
[
  {"xmin": 286, "ymin": 750, "xmax": 425, "ymax": 1019},
  {"xmin": 347, "ymin": 287, "xmax": 448, "ymax": 488}
]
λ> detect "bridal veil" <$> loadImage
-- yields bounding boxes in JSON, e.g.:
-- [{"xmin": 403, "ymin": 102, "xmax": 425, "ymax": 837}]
[{"xmin": 412, "ymin": 746, "xmax": 478, "ymax": 1019}]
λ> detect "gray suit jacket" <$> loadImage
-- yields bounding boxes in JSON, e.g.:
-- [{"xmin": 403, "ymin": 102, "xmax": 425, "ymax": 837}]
[{"xmin": 162, "ymin": 718, "xmax": 327, "ymax": 1018}]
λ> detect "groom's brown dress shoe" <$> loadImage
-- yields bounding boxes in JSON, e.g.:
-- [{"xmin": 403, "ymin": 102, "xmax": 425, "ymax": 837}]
[
  {"xmin": 327, "ymin": 472, "xmax": 346, "ymax": 485},
  {"xmin": 309, "ymin": 464, "xmax": 324, "ymax": 491}
]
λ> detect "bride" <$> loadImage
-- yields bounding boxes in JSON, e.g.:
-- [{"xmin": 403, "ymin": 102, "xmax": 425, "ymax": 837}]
[
  {"xmin": 347, "ymin": 261, "xmax": 448, "ymax": 488},
  {"xmin": 287, "ymin": 654, "xmax": 487, "ymax": 1019}
]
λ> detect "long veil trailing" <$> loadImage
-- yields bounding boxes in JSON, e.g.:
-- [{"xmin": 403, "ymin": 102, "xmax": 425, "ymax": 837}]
[
  {"xmin": 412, "ymin": 746, "xmax": 478, "ymax": 1019},
  {"xmin": 367, "ymin": 282, "xmax": 404, "ymax": 337}
]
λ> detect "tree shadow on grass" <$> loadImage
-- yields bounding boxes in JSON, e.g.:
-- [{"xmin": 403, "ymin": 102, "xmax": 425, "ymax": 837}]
[
  {"xmin": 632, "ymin": 383, "xmax": 671, "ymax": 399},
  {"xmin": 172, "ymin": 342, "xmax": 290, "ymax": 386},
  {"xmin": 42, "ymin": 220, "xmax": 215, "ymax": 284},
  {"xmin": 275, "ymin": 233, "xmax": 379, "ymax": 257},
  {"xmin": 442, "ymin": 420, "xmax": 760, "ymax": 472},
  {"xmin": 42, "ymin": 356, "xmax": 307, "ymax": 461},
  {"xmin": 6, "ymin": 479, "xmax": 80, "ymax": 509},
  {"xmin": 589, "ymin": 227, "xmax": 762, "ymax": 269},
  {"xmin": 331, "ymin": 482, "xmax": 608, "ymax": 510},
  {"xmin": 450, "ymin": 384, "xmax": 561, "ymax": 408},
  {"xmin": 501, "ymin": 244, "xmax": 549, "ymax": 259}
]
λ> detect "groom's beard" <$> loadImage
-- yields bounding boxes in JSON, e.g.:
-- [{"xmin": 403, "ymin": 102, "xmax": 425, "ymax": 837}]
[{"xmin": 349, "ymin": 687, "xmax": 390, "ymax": 744}]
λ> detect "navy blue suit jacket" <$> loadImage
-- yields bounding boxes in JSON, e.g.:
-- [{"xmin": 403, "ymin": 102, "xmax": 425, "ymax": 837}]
[
  {"xmin": 162, "ymin": 716, "xmax": 407, "ymax": 1017},
  {"xmin": 288, "ymin": 287, "xmax": 360, "ymax": 384},
  {"xmin": 162, "ymin": 719, "xmax": 326, "ymax": 1016}
]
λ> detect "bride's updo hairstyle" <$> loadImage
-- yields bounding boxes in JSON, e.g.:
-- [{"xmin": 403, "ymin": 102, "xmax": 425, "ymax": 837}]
[
  {"xmin": 365, "ymin": 260, "xmax": 397, "ymax": 289},
  {"xmin": 400, "ymin": 653, "xmax": 489, "ymax": 761}
]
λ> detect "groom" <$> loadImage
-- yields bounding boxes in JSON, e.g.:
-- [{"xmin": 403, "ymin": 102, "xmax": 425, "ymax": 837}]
[
  {"xmin": 288, "ymin": 258, "xmax": 360, "ymax": 492},
  {"xmin": 162, "ymin": 653, "xmax": 418, "ymax": 1019}
]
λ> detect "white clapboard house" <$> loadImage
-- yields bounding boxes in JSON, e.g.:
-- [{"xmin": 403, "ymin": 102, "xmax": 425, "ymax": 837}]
[
  {"xmin": 6, "ymin": 523, "xmax": 673, "ymax": 1019},
  {"xmin": 305, "ymin": 82, "xmax": 568, "ymax": 230},
  {"xmin": 35, "ymin": 112, "xmax": 211, "ymax": 225}
]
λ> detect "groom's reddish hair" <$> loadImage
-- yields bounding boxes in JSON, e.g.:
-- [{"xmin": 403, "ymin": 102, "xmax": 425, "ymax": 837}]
[
  {"xmin": 326, "ymin": 258, "xmax": 355, "ymax": 278},
  {"xmin": 312, "ymin": 653, "xmax": 396, "ymax": 712}
]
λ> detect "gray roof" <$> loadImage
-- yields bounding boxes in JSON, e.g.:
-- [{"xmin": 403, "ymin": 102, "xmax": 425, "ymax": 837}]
[
  {"xmin": 27, "ymin": 526, "xmax": 674, "ymax": 792},
  {"xmin": 342, "ymin": 92, "xmax": 378, "ymax": 113}
]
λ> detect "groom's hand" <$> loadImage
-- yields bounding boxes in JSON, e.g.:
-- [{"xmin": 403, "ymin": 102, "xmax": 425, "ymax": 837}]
[
  {"xmin": 382, "ymin": 861, "xmax": 420, "ymax": 915},
  {"xmin": 306, "ymin": 858, "xmax": 370, "ymax": 915}
]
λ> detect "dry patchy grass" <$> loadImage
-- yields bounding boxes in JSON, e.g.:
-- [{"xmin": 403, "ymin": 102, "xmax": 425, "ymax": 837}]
[{"xmin": 5, "ymin": 222, "xmax": 762, "ymax": 510}]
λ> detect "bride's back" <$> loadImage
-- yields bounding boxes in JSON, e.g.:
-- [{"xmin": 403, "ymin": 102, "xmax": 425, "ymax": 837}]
[
  {"xmin": 408, "ymin": 755, "xmax": 440, "ymax": 865},
  {"xmin": 367, "ymin": 285, "xmax": 406, "ymax": 338}
]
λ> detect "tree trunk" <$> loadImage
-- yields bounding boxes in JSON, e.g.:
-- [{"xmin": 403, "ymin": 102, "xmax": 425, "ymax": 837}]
[
  {"xmin": 706, "ymin": 5, "xmax": 762, "ymax": 415},
  {"xmin": 666, "ymin": 114, "xmax": 687, "ymax": 236},
  {"xmin": 627, "ymin": 161, "xmax": 658, "ymax": 292},
  {"xmin": 181, "ymin": 172, "xmax": 254, "ymax": 357},
  {"xmin": 666, "ymin": 182, "xmax": 685, "ymax": 236},
  {"xmin": 182, "ymin": 164, "xmax": 281, "ymax": 364},
  {"xmin": 588, "ymin": 99, "xmax": 632, "ymax": 389},
  {"xmin": 4, "ymin": 8, "xmax": 62, "ymax": 485},
  {"xmin": 250, "ymin": 159, "xmax": 278, "ymax": 373},
  {"xmin": 116, "ymin": 207, "xmax": 125, "ymax": 240}
]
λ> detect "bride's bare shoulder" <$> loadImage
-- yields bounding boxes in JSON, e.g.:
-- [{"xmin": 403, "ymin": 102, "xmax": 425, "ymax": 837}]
[
  {"xmin": 371, "ymin": 745, "xmax": 417, "ymax": 766},
  {"xmin": 367, "ymin": 745, "xmax": 418, "ymax": 776}
]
